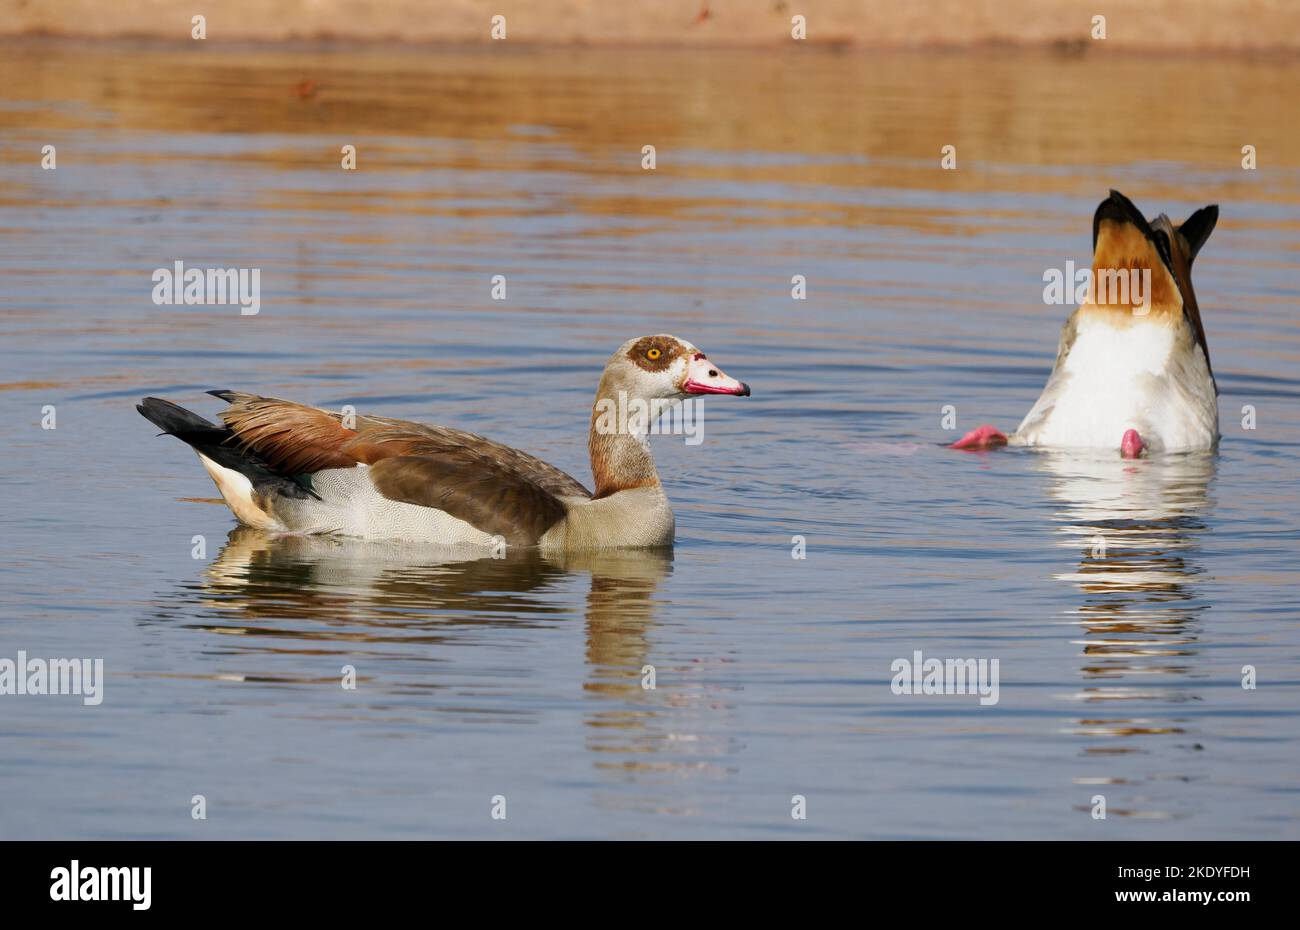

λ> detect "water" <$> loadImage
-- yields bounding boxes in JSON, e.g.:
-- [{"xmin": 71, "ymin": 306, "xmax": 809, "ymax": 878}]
[{"xmin": 1, "ymin": 40, "xmax": 1298, "ymax": 839}]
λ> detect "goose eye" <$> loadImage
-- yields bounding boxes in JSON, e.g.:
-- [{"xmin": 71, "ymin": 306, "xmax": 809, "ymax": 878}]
[{"xmin": 646, "ymin": 347, "xmax": 662, "ymax": 360}]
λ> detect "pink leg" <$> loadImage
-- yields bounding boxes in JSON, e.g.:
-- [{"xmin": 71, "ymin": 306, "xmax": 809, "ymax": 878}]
[
  {"xmin": 1120, "ymin": 429, "xmax": 1144, "ymax": 459},
  {"xmin": 950, "ymin": 424, "xmax": 1009, "ymax": 450}
]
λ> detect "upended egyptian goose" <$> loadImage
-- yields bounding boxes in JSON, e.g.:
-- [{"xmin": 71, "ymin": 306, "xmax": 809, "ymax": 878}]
[
  {"xmin": 953, "ymin": 190, "xmax": 1219, "ymax": 457},
  {"xmin": 138, "ymin": 335, "xmax": 750, "ymax": 549}
]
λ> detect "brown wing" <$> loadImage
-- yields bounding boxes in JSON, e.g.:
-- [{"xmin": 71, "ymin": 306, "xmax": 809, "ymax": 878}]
[
  {"xmin": 349, "ymin": 416, "xmax": 592, "ymax": 499},
  {"xmin": 210, "ymin": 391, "xmax": 590, "ymax": 544},
  {"xmin": 1162, "ymin": 204, "xmax": 1218, "ymax": 389},
  {"xmin": 1151, "ymin": 213, "xmax": 1214, "ymax": 387},
  {"xmin": 209, "ymin": 391, "xmax": 358, "ymax": 474},
  {"xmin": 368, "ymin": 451, "xmax": 569, "ymax": 546}
]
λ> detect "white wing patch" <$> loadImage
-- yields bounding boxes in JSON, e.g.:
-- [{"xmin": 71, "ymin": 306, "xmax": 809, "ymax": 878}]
[
  {"xmin": 196, "ymin": 452, "xmax": 285, "ymax": 531},
  {"xmin": 276, "ymin": 464, "xmax": 498, "ymax": 544}
]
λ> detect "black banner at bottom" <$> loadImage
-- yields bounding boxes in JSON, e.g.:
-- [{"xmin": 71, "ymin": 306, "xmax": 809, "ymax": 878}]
[{"xmin": 1, "ymin": 840, "xmax": 1283, "ymax": 915}]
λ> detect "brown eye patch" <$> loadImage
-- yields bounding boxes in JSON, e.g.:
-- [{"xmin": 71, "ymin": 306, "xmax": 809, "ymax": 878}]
[{"xmin": 628, "ymin": 336, "xmax": 679, "ymax": 372}]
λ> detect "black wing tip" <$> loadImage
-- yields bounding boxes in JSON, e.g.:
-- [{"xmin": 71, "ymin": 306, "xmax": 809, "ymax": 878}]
[
  {"xmin": 137, "ymin": 396, "xmax": 173, "ymax": 416},
  {"xmin": 1178, "ymin": 204, "xmax": 1220, "ymax": 264},
  {"xmin": 137, "ymin": 395, "xmax": 221, "ymax": 435},
  {"xmin": 136, "ymin": 401, "xmax": 166, "ymax": 433},
  {"xmin": 1183, "ymin": 203, "xmax": 1220, "ymax": 226},
  {"xmin": 1093, "ymin": 188, "xmax": 1174, "ymax": 271},
  {"xmin": 1095, "ymin": 189, "xmax": 1150, "ymax": 233},
  {"xmin": 206, "ymin": 389, "xmax": 237, "ymax": 402},
  {"xmin": 136, "ymin": 396, "xmax": 179, "ymax": 434}
]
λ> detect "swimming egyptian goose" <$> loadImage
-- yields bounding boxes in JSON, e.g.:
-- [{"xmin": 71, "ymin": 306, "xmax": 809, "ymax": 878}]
[
  {"xmin": 953, "ymin": 190, "xmax": 1219, "ymax": 457},
  {"xmin": 138, "ymin": 335, "xmax": 750, "ymax": 549}
]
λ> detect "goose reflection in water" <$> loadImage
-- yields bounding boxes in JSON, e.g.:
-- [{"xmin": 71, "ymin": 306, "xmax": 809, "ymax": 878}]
[
  {"xmin": 193, "ymin": 526, "xmax": 671, "ymax": 637},
  {"xmin": 1040, "ymin": 450, "xmax": 1216, "ymax": 820},
  {"xmin": 159, "ymin": 528, "xmax": 729, "ymax": 804}
]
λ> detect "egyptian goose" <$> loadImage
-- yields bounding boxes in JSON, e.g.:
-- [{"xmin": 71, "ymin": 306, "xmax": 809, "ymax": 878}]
[
  {"xmin": 138, "ymin": 335, "xmax": 750, "ymax": 549},
  {"xmin": 953, "ymin": 190, "xmax": 1219, "ymax": 457}
]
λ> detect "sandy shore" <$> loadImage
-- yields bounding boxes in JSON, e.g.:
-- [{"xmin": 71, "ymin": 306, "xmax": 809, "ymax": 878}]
[{"xmin": 3, "ymin": 0, "xmax": 1300, "ymax": 51}]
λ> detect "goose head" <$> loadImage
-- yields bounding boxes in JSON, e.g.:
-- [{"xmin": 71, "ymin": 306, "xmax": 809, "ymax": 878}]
[
  {"xmin": 599, "ymin": 334, "xmax": 751, "ymax": 403},
  {"xmin": 587, "ymin": 335, "xmax": 749, "ymax": 500}
]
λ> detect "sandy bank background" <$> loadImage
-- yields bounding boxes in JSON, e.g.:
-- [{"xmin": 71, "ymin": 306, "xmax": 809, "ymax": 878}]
[{"xmin": 3, "ymin": 0, "xmax": 1300, "ymax": 51}]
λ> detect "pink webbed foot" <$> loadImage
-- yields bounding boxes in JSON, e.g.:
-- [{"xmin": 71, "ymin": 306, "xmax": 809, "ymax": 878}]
[
  {"xmin": 1120, "ymin": 429, "xmax": 1145, "ymax": 459},
  {"xmin": 950, "ymin": 424, "xmax": 1009, "ymax": 451}
]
